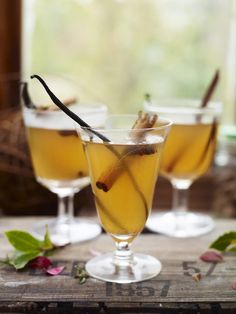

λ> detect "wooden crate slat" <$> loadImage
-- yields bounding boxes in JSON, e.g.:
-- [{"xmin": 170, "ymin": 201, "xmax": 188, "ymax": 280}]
[{"xmin": 0, "ymin": 217, "xmax": 235, "ymax": 312}]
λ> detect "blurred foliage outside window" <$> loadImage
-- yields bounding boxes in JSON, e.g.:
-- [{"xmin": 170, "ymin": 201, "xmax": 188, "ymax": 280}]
[{"xmin": 23, "ymin": 0, "xmax": 236, "ymax": 124}]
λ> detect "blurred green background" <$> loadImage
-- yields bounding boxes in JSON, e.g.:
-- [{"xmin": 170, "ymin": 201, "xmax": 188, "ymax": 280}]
[{"xmin": 27, "ymin": 0, "xmax": 232, "ymax": 120}]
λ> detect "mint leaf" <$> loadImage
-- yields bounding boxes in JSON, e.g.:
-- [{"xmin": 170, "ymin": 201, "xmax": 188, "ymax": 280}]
[
  {"xmin": 209, "ymin": 231, "xmax": 236, "ymax": 252},
  {"xmin": 8, "ymin": 251, "xmax": 41, "ymax": 270},
  {"xmin": 3, "ymin": 228, "xmax": 64, "ymax": 271},
  {"xmin": 75, "ymin": 265, "xmax": 89, "ymax": 284},
  {"xmin": 5, "ymin": 230, "xmax": 42, "ymax": 252},
  {"xmin": 41, "ymin": 226, "xmax": 53, "ymax": 251},
  {"xmin": 229, "ymin": 246, "xmax": 236, "ymax": 252}
]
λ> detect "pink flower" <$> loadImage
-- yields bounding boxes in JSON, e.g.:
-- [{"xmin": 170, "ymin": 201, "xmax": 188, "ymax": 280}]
[
  {"xmin": 29, "ymin": 256, "xmax": 52, "ymax": 270},
  {"xmin": 29, "ymin": 256, "xmax": 65, "ymax": 276}
]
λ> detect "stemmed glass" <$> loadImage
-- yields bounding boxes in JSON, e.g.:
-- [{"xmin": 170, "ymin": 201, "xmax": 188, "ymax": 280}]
[
  {"xmin": 22, "ymin": 93, "xmax": 107, "ymax": 245},
  {"xmin": 144, "ymin": 99, "xmax": 221, "ymax": 238},
  {"xmin": 78, "ymin": 114, "xmax": 171, "ymax": 283}
]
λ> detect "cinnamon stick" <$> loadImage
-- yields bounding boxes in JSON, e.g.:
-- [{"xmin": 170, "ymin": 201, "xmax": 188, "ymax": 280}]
[
  {"xmin": 166, "ymin": 119, "xmax": 218, "ymax": 173},
  {"xmin": 167, "ymin": 69, "xmax": 220, "ymax": 172},
  {"xmin": 29, "ymin": 75, "xmax": 150, "ymax": 220},
  {"xmin": 194, "ymin": 118, "xmax": 218, "ymax": 170},
  {"xmin": 96, "ymin": 111, "xmax": 158, "ymax": 192},
  {"xmin": 58, "ymin": 130, "xmax": 78, "ymax": 137},
  {"xmin": 200, "ymin": 69, "xmax": 220, "ymax": 108}
]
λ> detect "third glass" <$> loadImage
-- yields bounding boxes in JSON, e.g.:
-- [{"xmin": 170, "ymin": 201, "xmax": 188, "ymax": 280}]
[{"xmin": 144, "ymin": 99, "xmax": 221, "ymax": 238}]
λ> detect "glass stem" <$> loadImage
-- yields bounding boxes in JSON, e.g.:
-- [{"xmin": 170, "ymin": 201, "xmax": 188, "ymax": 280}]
[
  {"xmin": 171, "ymin": 179, "xmax": 192, "ymax": 215},
  {"xmin": 57, "ymin": 192, "xmax": 74, "ymax": 224},
  {"xmin": 113, "ymin": 241, "xmax": 134, "ymax": 267}
]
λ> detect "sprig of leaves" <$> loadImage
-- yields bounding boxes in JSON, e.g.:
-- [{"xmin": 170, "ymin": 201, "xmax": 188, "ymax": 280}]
[
  {"xmin": 75, "ymin": 265, "xmax": 89, "ymax": 284},
  {"xmin": 206, "ymin": 231, "xmax": 236, "ymax": 291},
  {"xmin": 209, "ymin": 231, "xmax": 236, "ymax": 252},
  {"xmin": 3, "ymin": 227, "xmax": 55, "ymax": 270}
]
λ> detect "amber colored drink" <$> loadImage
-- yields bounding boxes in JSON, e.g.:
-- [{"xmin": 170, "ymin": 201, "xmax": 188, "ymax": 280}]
[
  {"xmin": 27, "ymin": 127, "xmax": 88, "ymax": 181},
  {"xmin": 80, "ymin": 114, "xmax": 171, "ymax": 284},
  {"xmin": 161, "ymin": 122, "xmax": 217, "ymax": 181},
  {"xmin": 22, "ymin": 83, "xmax": 107, "ymax": 244},
  {"xmin": 83, "ymin": 140, "xmax": 163, "ymax": 240}
]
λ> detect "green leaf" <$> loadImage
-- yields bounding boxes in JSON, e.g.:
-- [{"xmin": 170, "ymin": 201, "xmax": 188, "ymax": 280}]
[
  {"xmin": 229, "ymin": 246, "xmax": 236, "ymax": 252},
  {"xmin": 8, "ymin": 251, "xmax": 41, "ymax": 270},
  {"xmin": 3, "ymin": 228, "xmax": 60, "ymax": 271},
  {"xmin": 209, "ymin": 231, "xmax": 236, "ymax": 252},
  {"xmin": 5, "ymin": 230, "xmax": 42, "ymax": 252},
  {"xmin": 41, "ymin": 226, "xmax": 53, "ymax": 251},
  {"xmin": 44, "ymin": 248, "xmax": 57, "ymax": 256}
]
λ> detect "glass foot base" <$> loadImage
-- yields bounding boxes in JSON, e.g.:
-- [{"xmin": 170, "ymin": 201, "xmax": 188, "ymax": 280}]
[
  {"xmin": 34, "ymin": 218, "xmax": 101, "ymax": 246},
  {"xmin": 86, "ymin": 253, "xmax": 162, "ymax": 283},
  {"xmin": 146, "ymin": 211, "xmax": 215, "ymax": 238}
]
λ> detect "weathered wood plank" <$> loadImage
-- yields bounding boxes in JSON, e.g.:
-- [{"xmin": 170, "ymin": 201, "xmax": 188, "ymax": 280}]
[
  {"xmin": 0, "ymin": 302, "xmax": 236, "ymax": 314},
  {"xmin": 0, "ymin": 217, "xmax": 235, "ymax": 312}
]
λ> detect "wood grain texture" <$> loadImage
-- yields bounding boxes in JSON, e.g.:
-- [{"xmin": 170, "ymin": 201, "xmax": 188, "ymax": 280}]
[{"xmin": 0, "ymin": 218, "xmax": 235, "ymax": 313}]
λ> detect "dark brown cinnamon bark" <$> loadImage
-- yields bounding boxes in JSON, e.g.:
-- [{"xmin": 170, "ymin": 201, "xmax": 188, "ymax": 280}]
[
  {"xmin": 200, "ymin": 69, "xmax": 220, "ymax": 108},
  {"xmin": 96, "ymin": 111, "xmax": 158, "ymax": 192},
  {"xmin": 58, "ymin": 130, "xmax": 77, "ymax": 137}
]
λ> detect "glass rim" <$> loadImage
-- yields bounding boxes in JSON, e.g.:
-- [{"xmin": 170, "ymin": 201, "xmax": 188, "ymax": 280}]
[
  {"xmin": 79, "ymin": 114, "xmax": 172, "ymax": 133},
  {"xmin": 22, "ymin": 102, "xmax": 107, "ymax": 115},
  {"xmin": 144, "ymin": 99, "xmax": 222, "ymax": 116}
]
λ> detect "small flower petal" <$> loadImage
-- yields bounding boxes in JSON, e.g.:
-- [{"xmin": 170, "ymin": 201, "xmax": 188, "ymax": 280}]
[
  {"xmin": 232, "ymin": 283, "xmax": 236, "ymax": 290},
  {"xmin": 46, "ymin": 266, "xmax": 65, "ymax": 276},
  {"xmin": 200, "ymin": 250, "xmax": 223, "ymax": 263},
  {"xmin": 89, "ymin": 249, "xmax": 102, "ymax": 257}
]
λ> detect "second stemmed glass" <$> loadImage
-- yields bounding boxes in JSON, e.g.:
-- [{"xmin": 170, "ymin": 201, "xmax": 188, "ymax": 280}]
[
  {"xmin": 22, "ymin": 101, "xmax": 107, "ymax": 245},
  {"xmin": 144, "ymin": 99, "xmax": 221, "ymax": 238}
]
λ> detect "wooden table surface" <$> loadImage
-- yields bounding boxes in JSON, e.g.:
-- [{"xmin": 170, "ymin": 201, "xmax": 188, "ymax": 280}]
[{"xmin": 0, "ymin": 217, "xmax": 235, "ymax": 313}]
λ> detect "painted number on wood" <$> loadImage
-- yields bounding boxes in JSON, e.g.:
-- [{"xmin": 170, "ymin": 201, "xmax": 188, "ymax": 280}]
[
  {"xmin": 106, "ymin": 281, "xmax": 170, "ymax": 297},
  {"xmin": 183, "ymin": 261, "xmax": 217, "ymax": 277}
]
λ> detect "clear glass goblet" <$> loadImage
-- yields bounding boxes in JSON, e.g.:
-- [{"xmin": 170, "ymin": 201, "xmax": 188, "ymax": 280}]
[
  {"xmin": 144, "ymin": 99, "xmax": 222, "ymax": 238},
  {"xmin": 22, "ymin": 103, "xmax": 107, "ymax": 245},
  {"xmin": 78, "ymin": 114, "xmax": 171, "ymax": 283}
]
